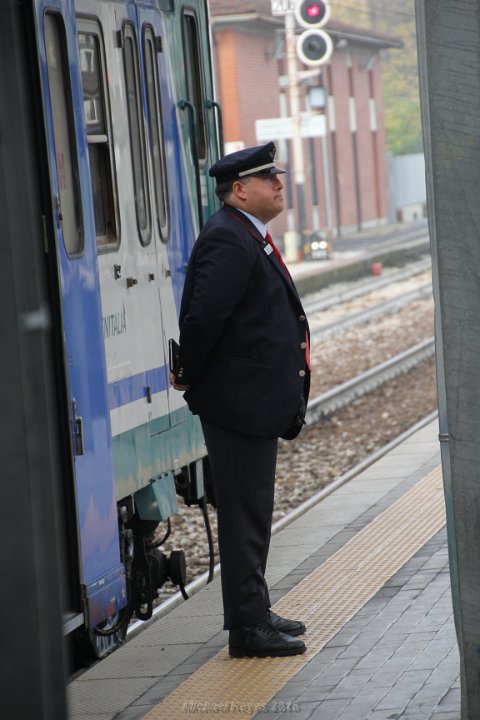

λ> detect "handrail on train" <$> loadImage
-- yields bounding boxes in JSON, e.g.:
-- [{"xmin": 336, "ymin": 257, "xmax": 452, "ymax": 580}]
[{"xmin": 206, "ymin": 99, "xmax": 224, "ymax": 158}]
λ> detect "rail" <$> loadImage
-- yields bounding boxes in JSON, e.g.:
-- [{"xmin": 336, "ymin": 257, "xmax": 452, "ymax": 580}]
[
  {"xmin": 303, "ymin": 256, "xmax": 431, "ymax": 314},
  {"xmin": 310, "ymin": 282, "xmax": 432, "ymax": 342},
  {"xmin": 306, "ymin": 337, "xmax": 435, "ymax": 424}
]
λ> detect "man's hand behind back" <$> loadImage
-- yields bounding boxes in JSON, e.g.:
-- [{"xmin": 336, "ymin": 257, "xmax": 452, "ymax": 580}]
[{"xmin": 169, "ymin": 371, "xmax": 190, "ymax": 391}]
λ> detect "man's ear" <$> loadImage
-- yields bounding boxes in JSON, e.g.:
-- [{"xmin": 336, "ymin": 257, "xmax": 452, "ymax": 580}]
[{"xmin": 231, "ymin": 180, "xmax": 248, "ymax": 201}]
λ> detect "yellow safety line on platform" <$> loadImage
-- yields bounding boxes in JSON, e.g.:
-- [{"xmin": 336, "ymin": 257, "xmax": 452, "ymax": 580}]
[{"xmin": 144, "ymin": 466, "xmax": 445, "ymax": 719}]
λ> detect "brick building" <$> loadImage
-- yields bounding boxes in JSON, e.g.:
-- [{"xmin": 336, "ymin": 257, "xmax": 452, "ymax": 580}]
[{"xmin": 208, "ymin": 0, "xmax": 402, "ymax": 250}]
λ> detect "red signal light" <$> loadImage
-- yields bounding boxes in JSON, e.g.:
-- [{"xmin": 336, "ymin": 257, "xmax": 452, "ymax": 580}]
[{"xmin": 295, "ymin": 1, "xmax": 331, "ymax": 29}]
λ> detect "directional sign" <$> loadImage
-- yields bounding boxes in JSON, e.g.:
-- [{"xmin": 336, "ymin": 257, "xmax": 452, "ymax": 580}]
[
  {"xmin": 255, "ymin": 115, "xmax": 326, "ymax": 142},
  {"xmin": 271, "ymin": 0, "xmax": 296, "ymax": 16}
]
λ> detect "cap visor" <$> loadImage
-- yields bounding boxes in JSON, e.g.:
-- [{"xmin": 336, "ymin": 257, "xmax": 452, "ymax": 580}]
[{"xmin": 250, "ymin": 167, "xmax": 286, "ymax": 177}]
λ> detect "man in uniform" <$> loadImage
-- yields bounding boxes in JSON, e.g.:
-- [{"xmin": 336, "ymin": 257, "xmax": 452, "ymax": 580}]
[{"xmin": 171, "ymin": 143, "xmax": 310, "ymax": 658}]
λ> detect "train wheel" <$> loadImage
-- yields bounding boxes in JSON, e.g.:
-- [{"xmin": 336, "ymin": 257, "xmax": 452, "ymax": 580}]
[{"xmin": 71, "ymin": 611, "xmax": 129, "ymax": 669}]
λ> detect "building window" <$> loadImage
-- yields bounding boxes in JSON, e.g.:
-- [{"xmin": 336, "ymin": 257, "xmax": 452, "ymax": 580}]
[
  {"xmin": 123, "ymin": 24, "xmax": 151, "ymax": 245},
  {"xmin": 77, "ymin": 25, "xmax": 118, "ymax": 249},
  {"xmin": 143, "ymin": 26, "xmax": 169, "ymax": 241}
]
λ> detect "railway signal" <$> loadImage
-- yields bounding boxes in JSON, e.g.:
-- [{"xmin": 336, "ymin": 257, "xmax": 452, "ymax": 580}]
[
  {"xmin": 294, "ymin": 0, "xmax": 331, "ymax": 28},
  {"xmin": 271, "ymin": 0, "xmax": 334, "ymax": 258},
  {"xmin": 297, "ymin": 27, "xmax": 333, "ymax": 67},
  {"xmin": 295, "ymin": 1, "xmax": 332, "ymax": 66}
]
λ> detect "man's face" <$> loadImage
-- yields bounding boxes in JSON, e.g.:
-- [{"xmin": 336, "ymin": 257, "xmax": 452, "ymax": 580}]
[{"xmin": 239, "ymin": 174, "xmax": 285, "ymax": 224}]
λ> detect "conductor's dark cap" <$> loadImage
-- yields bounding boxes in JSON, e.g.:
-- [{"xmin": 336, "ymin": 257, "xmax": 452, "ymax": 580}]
[{"xmin": 209, "ymin": 142, "xmax": 286, "ymax": 184}]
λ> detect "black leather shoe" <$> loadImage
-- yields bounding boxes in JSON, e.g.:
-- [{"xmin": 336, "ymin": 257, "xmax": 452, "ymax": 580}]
[
  {"xmin": 229, "ymin": 622, "xmax": 306, "ymax": 658},
  {"xmin": 268, "ymin": 610, "xmax": 306, "ymax": 636}
]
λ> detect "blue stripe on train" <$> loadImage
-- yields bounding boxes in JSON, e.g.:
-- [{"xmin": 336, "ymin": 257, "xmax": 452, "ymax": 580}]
[{"xmin": 108, "ymin": 364, "xmax": 170, "ymax": 409}]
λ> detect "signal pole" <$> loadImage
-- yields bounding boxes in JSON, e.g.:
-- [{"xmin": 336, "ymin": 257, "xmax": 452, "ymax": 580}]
[
  {"xmin": 285, "ymin": 9, "xmax": 307, "ymax": 259},
  {"xmin": 272, "ymin": 1, "xmax": 332, "ymax": 260}
]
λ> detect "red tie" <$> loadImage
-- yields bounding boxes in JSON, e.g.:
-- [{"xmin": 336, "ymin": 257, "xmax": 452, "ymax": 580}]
[{"xmin": 264, "ymin": 232, "xmax": 291, "ymax": 278}]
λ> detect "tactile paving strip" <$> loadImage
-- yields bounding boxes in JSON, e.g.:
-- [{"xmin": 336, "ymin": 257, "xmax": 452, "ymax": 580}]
[{"xmin": 144, "ymin": 466, "xmax": 445, "ymax": 719}]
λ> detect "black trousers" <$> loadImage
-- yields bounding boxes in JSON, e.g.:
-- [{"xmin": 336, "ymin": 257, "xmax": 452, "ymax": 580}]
[{"xmin": 201, "ymin": 419, "xmax": 278, "ymax": 630}]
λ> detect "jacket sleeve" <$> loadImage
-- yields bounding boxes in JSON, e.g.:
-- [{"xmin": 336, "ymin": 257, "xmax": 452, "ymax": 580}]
[{"xmin": 177, "ymin": 226, "xmax": 255, "ymax": 385}]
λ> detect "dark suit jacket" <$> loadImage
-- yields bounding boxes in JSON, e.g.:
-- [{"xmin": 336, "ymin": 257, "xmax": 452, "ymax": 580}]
[{"xmin": 178, "ymin": 205, "xmax": 310, "ymax": 439}]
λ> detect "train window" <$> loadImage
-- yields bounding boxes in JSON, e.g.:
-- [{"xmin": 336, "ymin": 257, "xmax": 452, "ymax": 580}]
[
  {"xmin": 77, "ymin": 26, "xmax": 119, "ymax": 250},
  {"xmin": 143, "ymin": 27, "xmax": 170, "ymax": 242},
  {"xmin": 123, "ymin": 24, "xmax": 151, "ymax": 245},
  {"xmin": 183, "ymin": 10, "xmax": 207, "ymax": 162},
  {"xmin": 44, "ymin": 13, "xmax": 84, "ymax": 258}
]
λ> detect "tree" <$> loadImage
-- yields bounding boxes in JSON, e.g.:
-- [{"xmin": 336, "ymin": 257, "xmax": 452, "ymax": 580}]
[{"xmin": 333, "ymin": 0, "xmax": 422, "ymax": 155}]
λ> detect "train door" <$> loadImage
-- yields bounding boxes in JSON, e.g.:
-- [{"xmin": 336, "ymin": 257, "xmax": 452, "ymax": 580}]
[
  {"xmin": 130, "ymin": 3, "xmax": 185, "ymax": 440},
  {"xmin": 34, "ymin": 1, "xmax": 126, "ymax": 639},
  {"xmin": 124, "ymin": 10, "xmax": 172, "ymax": 439}
]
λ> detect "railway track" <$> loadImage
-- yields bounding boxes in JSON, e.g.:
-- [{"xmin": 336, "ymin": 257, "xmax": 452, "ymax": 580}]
[
  {"xmin": 310, "ymin": 282, "xmax": 432, "ymax": 342},
  {"xmin": 302, "ymin": 256, "xmax": 431, "ymax": 316},
  {"xmin": 306, "ymin": 337, "xmax": 435, "ymax": 422}
]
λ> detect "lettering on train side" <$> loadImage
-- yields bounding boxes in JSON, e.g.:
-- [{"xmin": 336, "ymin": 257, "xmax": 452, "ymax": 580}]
[{"xmin": 103, "ymin": 308, "xmax": 127, "ymax": 338}]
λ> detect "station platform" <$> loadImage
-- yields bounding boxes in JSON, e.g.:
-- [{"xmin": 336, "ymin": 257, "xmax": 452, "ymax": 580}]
[
  {"xmin": 287, "ymin": 220, "xmax": 429, "ymax": 296},
  {"xmin": 68, "ymin": 416, "xmax": 459, "ymax": 720}
]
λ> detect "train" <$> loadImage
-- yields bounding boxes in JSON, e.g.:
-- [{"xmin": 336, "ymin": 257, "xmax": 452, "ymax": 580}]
[{"xmin": 27, "ymin": 0, "xmax": 221, "ymax": 661}]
